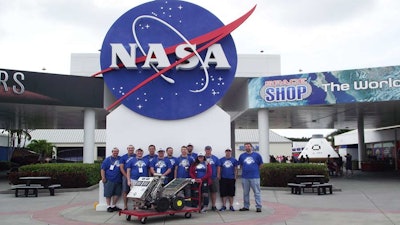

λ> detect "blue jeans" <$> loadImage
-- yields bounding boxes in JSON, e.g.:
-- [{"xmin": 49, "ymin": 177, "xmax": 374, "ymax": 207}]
[{"xmin": 241, "ymin": 178, "xmax": 261, "ymax": 209}]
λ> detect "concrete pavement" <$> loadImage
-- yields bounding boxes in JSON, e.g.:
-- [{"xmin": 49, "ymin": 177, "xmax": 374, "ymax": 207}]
[{"xmin": 0, "ymin": 170, "xmax": 400, "ymax": 225}]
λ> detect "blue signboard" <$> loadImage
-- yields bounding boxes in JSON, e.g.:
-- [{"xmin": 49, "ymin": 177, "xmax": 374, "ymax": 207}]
[{"xmin": 249, "ymin": 65, "xmax": 400, "ymax": 108}]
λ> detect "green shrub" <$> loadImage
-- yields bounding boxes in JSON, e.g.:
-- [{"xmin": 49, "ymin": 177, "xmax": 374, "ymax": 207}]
[
  {"xmin": 8, "ymin": 163, "xmax": 101, "ymax": 188},
  {"xmin": 260, "ymin": 163, "xmax": 329, "ymax": 187}
]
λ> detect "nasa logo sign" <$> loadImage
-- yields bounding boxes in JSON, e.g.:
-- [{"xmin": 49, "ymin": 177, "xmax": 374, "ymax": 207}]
[{"xmin": 98, "ymin": 0, "xmax": 255, "ymax": 120}]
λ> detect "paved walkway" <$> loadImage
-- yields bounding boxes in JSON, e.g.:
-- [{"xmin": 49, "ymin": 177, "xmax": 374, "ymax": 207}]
[{"xmin": 0, "ymin": 170, "xmax": 400, "ymax": 225}]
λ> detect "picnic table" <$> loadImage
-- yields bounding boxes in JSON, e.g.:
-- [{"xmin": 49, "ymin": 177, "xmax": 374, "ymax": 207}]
[
  {"xmin": 296, "ymin": 175, "xmax": 325, "ymax": 184},
  {"xmin": 19, "ymin": 176, "xmax": 52, "ymax": 186},
  {"xmin": 11, "ymin": 176, "xmax": 61, "ymax": 197},
  {"xmin": 287, "ymin": 174, "xmax": 332, "ymax": 195}
]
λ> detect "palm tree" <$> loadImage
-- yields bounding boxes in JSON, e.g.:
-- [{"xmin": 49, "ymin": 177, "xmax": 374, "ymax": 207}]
[
  {"xmin": 2, "ymin": 129, "xmax": 32, "ymax": 148},
  {"xmin": 26, "ymin": 139, "xmax": 55, "ymax": 162}
]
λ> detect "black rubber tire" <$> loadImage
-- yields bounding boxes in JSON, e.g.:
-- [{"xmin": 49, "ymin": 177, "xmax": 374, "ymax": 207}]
[
  {"xmin": 185, "ymin": 212, "xmax": 192, "ymax": 218},
  {"xmin": 155, "ymin": 197, "xmax": 170, "ymax": 212},
  {"xmin": 171, "ymin": 196, "xmax": 185, "ymax": 210}
]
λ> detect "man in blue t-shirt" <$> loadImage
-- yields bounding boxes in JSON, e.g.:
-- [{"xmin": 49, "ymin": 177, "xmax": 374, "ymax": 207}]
[
  {"xmin": 126, "ymin": 148, "xmax": 150, "ymax": 183},
  {"xmin": 175, "ymin": 146, "xmax": 195, "ymax": 178},
  {"xmin": 218, "ymin": 148, "xmax": 238, "ymax": 211},
  {"xmin": 187, "ymin": 143, "xmax": 198, "ymax": 160},
  {"xmin": 166, "ymin": 147, "xmax": 178, "ymax": 183},
  {"xmin": 125, "ymin": 148, "xmax": 150, "ymax": 210},
  {"xmin": 175, "ymin": 146, "xmax": 195, "ymax": 206},
  {"xmin": 143, "ymin": 144, "xmax": 157, "ymax": 163},
  {"xmin": 119, "ymin": 145, "xmax": 135, "ymax": 210},
  {"xmin": 150, "ymin": 149, "xmax": 172, "ymax": 184},
  {"xmin": 101, "ymin": 147, "xmax": 122, "ymax": 212},
  {"xmin": 204, "ymin": 145, "xmax": 220, "ymax": 211},
  {"xmin": 238, "ymin": 142, "xmax": 263, "ymax": 213}
]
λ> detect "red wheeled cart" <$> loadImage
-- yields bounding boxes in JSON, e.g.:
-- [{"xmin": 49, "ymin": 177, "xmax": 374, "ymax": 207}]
[
  {"xmin": 119, "ymin": 176, "xmax": 202, "ymax": 224},
  {"xmin": 119, "ymin": 205, "xmax": 201, "ymax": 224}
]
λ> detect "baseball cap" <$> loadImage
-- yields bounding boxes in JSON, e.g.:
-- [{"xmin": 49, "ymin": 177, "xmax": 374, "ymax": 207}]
[
  {"xmin": 205, "ymin": 146, "xmax": 212, "ymax": 150},
  {"xmin": 187, "ymin": 143, "xmax": 193, "ymax": 147},
  {"xmin": 136, "ymin": 148, "xmax": 143, "ymax": 152},
  {"xmin": 157, "ymin": 148, "xmax": 165, "ymax": 152},
  {"xmin": 225, "ymin": 148, "xmax": 232, "ymax": 151},
  {"xmin": 197, "ymin": 152, "xmax": 205, "ymax": 157}
]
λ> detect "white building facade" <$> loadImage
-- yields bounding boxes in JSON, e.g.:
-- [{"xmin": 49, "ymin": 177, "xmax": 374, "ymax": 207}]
[{"xmin": 335, "ymin": 126, "xmax": 400, "ymax": 171}]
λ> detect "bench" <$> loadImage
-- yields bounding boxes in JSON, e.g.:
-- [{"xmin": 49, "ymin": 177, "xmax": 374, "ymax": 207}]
[
  {"xmin": 11, "ymin": 184, "xmax": 44, "ymax": 197},
  {"xmin": 312, "ymin": 183, "xmax": 333, "ymax": 195},
  {"xmin": 11, "ymin": 184, "xmax": 62, "ymax": 197},
  {"xmin": 48, "ymin": 184, "xmax": 62, "ymax": 196},
  {"xmin": 287, "ymin": 183, "xmax": 306, "ymax": 194}
]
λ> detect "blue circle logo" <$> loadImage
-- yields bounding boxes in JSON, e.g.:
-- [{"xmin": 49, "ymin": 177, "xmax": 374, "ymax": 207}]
[{"xmin": 100, "ymin": 1, "xmax": 253, "ymax": 120}]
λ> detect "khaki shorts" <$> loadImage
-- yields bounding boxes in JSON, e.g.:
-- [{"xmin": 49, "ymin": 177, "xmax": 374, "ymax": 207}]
[{"xmin": 209, "ymin": 178, "xmax": 219, "ymax": 193}]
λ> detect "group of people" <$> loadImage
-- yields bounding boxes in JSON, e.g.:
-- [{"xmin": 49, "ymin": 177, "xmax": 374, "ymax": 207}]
[
  {"xmin": 269, "ymin": 154, "xmax": 311, "ymax": 163},
  {"xmin": 327, "ymin": 153, "xmax": 353, "ymax": 176},
  {"xmin": 100, "ymin": 142, "xmax": 264, "ymax": 213}
]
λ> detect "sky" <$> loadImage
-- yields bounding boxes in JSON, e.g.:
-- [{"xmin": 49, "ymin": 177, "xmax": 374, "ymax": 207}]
[{"xmin": 1, "ymin": 0, "xmax": 399, "ymax": 138}]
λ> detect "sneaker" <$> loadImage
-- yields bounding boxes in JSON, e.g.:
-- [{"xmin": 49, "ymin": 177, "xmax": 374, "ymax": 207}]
[
  {"xmin": 211, "ymin": 206, "xmax": 217, "ymax": 211},
  {"xmin": 256, "ymin": 208, "xmax": 262, "ymax": 213},
  {"xmin": 239, "ymin": 207, "xmax": 249, "ymax": 211},
  {"xmin": 113, "ymin": 206, "xmax": 122, "ymax": 211},
  {"xmin": 107, "ymin": 207, "xmax": 113, "ymax": 212},
  {"xmin": 219, "ymin": 206, "xmax": 226, "ymax": 211},
  {"xmin": 200, "ymin": 207, "xmax": 207, "ymax": 213},
  {"xmin": 229, "ymin": 206, "xmax": 235, "ymax": 211}
]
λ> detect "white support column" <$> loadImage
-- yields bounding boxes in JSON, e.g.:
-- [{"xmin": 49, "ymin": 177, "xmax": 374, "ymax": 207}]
[
  {"xmin": 231, "ymin": 121, "xmax": 236, "ymax": 158},
  {"xmin": 258, "ymin": 108, "xmax": 270, "ymax": 163},
  {"xmin": 357, "ymin": 110, "xmax": 366, "ymax": 170},
  {"xmin": 83, "ymin": 108, "xmax": 95, "ymax": 163}
]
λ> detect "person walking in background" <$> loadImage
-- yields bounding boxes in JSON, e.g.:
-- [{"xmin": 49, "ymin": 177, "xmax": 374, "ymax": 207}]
[
  {"xmin": 204, "ymin": 145, "xmax": 220, "ymax": 211},
  {"xmin": 119, "ymin": 145, "xmax": 135, "ymax": 210},
  {"xmin": 190, "ymin": 152, "xmax": 212, "ymax": 213},
  {"xmin": 218, "ymin": 148, "xmax": 238, "ymax": 211},
  {"xmin": 337, "ymin": 154, "xmax": 344, "ymax": 176},
  {"xmin": 345, "ymin": 153, "xmax": 353, "ymax": 176},
  {"xmin": 101, "ymin": 147, "xmax": 122, "ymax": 212},
  {"xmin": 239, "ymin": 142, "xmax": 263, "ymax": 213}
]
